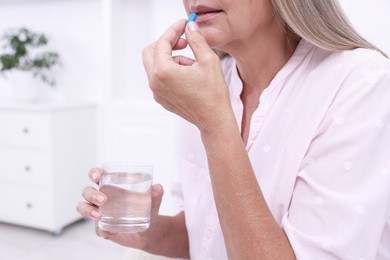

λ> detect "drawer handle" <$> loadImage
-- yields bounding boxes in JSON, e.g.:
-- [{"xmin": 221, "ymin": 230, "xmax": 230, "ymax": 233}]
[
  {"xmin": 22, "ymin": 128, "xmax": 30, "ymax": 134},
  {"xmin": 26, "ymin": 202, "xmax": 33, "ymax": 209}
]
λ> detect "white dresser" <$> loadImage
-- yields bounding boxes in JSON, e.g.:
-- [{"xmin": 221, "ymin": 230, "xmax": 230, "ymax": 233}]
[{"xmin": 0, "ymin": 101, "xmax": 96, "ymax": 235}]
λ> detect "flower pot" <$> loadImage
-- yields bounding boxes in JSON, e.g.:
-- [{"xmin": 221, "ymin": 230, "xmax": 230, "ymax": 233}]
[{"xmin": 10, "ymin": 71, "xmax": 45, "ymax": 103}]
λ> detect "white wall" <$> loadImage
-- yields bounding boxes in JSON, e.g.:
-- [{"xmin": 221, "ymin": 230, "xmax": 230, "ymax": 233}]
[
  {"xmin": 0, "ymin": 0, "xmax": 106, "ymax": 101},
  {"xmin": 339, "ymin": 0, "xmax": 390, "ymax": 55},
  {"xmin": 111, "ymin": 1, "xmax": 187, "ymax": 100}
]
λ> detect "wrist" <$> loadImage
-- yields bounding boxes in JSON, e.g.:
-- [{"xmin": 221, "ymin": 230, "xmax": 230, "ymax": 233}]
[
  {"xmin": 142, "ymin": 213, "xmax": 189, "ymax": 258},
  {"xmin": 200, "ymin": 113, "xmax": 240, "ymax": 145}
]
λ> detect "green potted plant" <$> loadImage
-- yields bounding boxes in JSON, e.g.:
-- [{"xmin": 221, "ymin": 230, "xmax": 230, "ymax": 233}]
[{"xmin": 0, "ymin": 27, "xmax": 61, "ymax": 101}]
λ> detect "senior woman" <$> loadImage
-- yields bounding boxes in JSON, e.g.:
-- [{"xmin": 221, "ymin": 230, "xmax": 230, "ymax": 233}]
[{"xmin": 78, "ymin": 0, "xmax": 390, "ymax": 259}]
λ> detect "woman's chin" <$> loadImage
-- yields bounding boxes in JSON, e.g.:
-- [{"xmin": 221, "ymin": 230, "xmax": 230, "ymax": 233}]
[{"xmin": 198, "ymin": 28, "xmax": 229, "ymax": 50}]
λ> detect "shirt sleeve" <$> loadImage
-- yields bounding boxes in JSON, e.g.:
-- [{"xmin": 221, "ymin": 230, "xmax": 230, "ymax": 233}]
[{"xmin": 282, "ymin": 60, "xmax": 390, "ymax": 259}]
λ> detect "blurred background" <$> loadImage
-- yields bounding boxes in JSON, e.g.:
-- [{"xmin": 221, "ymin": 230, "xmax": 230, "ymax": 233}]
[{"xmin": 0, "ymin": 0, "xmax": 388, "ymax": 259}]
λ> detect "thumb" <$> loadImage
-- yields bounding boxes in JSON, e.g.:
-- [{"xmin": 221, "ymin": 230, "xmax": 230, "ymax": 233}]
[
  {"xmin": 185, "ymin": 22, "xmax": 217, "ymax": 63},
  {"xmin": 150, "ymin": 184, "xmax": 164, "ymax": 217}
]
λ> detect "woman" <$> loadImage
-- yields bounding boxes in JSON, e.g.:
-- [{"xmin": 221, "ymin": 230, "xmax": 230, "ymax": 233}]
[{"xmin": 78, "ymin": 0, "xmax": 390, "ymax": 259}]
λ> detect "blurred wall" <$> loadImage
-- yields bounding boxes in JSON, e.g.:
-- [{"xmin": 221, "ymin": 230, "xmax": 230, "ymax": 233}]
[
  {"xmin": 0, "ymin": 0, "xmax": 106, "ymax": 100},
  {"xmin": 339, "ymin": 0, "xmax": 390, "ymax": 55}
]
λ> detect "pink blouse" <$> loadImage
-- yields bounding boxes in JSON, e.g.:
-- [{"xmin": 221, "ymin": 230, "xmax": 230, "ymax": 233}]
[{"xmin": 172, "ymin": 40, "xmax": 390, "ymax": 259}]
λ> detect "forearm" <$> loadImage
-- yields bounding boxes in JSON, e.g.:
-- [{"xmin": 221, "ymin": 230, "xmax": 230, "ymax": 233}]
[
  {"xmin": 144, "ymin": 212, "xmax": 190, "ymax": 259},
  {"xmin": 201, "ymin": 117, "xmax": 295, "ymax": 259}
]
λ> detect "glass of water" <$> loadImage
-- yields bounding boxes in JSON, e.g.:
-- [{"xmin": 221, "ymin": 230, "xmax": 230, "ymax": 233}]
[{"xmin": 98, "ymin": 163, "xmax": 153, "ymax": 233}]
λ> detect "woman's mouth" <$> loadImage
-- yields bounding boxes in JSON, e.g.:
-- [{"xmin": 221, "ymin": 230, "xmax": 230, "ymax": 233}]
[{"xmin": 190, "ymin": 5, "xmax": 223, "ymax": 23}]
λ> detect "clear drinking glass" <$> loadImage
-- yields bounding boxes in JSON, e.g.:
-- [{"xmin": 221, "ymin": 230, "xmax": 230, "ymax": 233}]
[{"xmin": 98, "ymin": 163, "xmax": 153, "ymax": 233}]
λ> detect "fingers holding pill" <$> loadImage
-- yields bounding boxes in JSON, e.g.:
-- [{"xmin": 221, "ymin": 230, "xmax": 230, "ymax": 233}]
[{"xmin": 142, "ymin": 15, "xmax": 231, "ymax": 133}]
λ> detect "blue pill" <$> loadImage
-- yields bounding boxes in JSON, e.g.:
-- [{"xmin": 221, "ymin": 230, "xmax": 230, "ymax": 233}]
[{"xmin": 186, "ymin": 13, "xmax": 197, "ymax": 26}]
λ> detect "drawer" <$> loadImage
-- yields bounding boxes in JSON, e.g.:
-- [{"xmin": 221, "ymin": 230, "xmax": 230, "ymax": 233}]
[
  {"xmin": 0, "ymin": 184, "xmax": 53, "ymax": 229},
  {"xmin": 0, "ymin": 110, "xmax": 50, "ymax": 147},
  {"xmin": 0, "ymin": 148, "xmax": 51, "ymax": 186}
]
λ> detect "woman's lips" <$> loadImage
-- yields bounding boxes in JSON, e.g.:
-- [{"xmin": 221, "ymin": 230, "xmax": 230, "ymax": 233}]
[
  {"xmin": 195, "ymin": 11, "xmax": 222, "ymax": 23},
  {"xmin": 191, "ymin": 5, "xmax": 221, "ymax": 13},
  {"xmin": 190, "ymin": 5, "xmax": 223, "ymax": 23}
]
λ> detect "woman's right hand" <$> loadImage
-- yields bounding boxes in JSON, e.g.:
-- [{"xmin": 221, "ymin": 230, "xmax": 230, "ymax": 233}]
[{"xmin": 76, "ymin": 167, "xmax": 165, "ymax": 250}]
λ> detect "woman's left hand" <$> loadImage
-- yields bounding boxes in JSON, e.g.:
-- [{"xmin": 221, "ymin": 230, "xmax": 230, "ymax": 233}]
[{"xmin": 142, "ymin": 20, "xmax": 233, "ymax": 135}]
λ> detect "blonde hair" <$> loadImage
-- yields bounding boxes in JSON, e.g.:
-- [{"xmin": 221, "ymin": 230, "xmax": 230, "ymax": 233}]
[{"xmin": 272, "ymin": 0, "xmax": 388, "ymax": 57}]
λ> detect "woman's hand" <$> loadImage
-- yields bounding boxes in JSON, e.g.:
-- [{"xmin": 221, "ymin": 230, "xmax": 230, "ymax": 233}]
[
  {"xmin": 142, "ymin": 19, "xmax": 234, "ymax": 136},
  {"xmin": 76, "ymin": 168, "xmax": 166, "ymax": 250}
]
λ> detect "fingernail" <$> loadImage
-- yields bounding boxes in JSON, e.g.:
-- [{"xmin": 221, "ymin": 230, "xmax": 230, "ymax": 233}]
[
  {"xmin": 187, "ymin": 21, "xmax": 199, "ymax": 32},
  {"xmin": 91, "ymin": 172, "xmax": 98, "ymax": 180},
  {"xmin": 96, "ymin": 195, "xmax": 105, "ymax": 204},
  {"xmin": 91, "ymin": 210, "xmax": 100, "ymax": 219}
]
